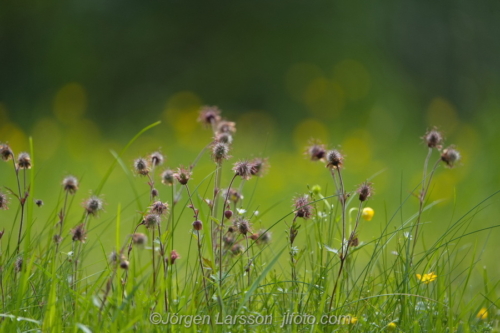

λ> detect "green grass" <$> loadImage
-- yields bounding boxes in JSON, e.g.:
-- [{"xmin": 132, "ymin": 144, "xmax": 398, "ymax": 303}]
[{"xmin": 0, "ymin": 117, "xmax": 499, "ymax": 333}]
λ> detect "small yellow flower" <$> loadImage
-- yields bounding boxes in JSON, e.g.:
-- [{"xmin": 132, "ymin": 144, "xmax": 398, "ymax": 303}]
[
  {"xmin": 341, "ymin": 315, "xmax": 358, "ymax": 324},
  {"xmin": 387, "ymin": 322, "xmax": 397, "ymax": 330},
  {"xmin": 416, "ymin": 272, "xmax": 437, "ymax": 284},
  {"xmin": 362, "ymin": 207, "xmax": 375, "ymax": 221},
  {"xmin": 477, "ymin": 307, "xmax": 488, "ymax": 320}
]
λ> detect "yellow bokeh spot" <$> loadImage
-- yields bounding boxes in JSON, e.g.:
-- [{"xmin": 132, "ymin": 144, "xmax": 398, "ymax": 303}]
[
  {"xmin": 341, "ymin": 130, "xmax": 372, "ymax": 172},
  {"xmin": 304, "ymin": 79, "xmax": 345, "ymax": 119},
  {"xmin": 285, "ymin": 63, "xmax": 323, "ymax": 102},
  {"xmin": 0, "ymin": 122, "xmax": 28, "ymax": 152},
  {"xmin": 477, "ymin": 307, "xmax": 488, "ymax": 320},
  {"xmin": 293, "ymin": 119, "xmax": 329, "ymax": 150},
  {"xmin": 362, "ymin": 207, "xmax": 375, "ymax": 221},
  {"xmin": 53, "ymin": 82, "xmax": 87, "ymax": 124},
  {"xmin": 387, "ymin": 322, "xmax": 397, "ymax": 330},
  {"xmin": 426, "ymin": 97, "xmax": 459, "ymax": 134},
  {"xmin": 333, "ymin": 60, "xmax": 371, "ymax": 101},
  {"xmin": 31, "ymin": 118, "xmax": 61, "ymax": 161}
]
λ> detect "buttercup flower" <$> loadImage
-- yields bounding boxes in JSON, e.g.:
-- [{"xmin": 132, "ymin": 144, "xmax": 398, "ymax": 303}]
[
  {"xmin": 476, "ymin": 307, "xmax": 488, "ymax": 320},
  {"xmin": 361, "ymin": 207, "xmax": 375, "ymax": 221},
  {"xmin": 416, "ymin": 272, "xmax": 437, "ymax": 284}
]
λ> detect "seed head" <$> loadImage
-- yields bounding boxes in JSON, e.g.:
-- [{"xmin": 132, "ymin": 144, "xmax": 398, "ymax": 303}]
[
  {"xmin": 305, "ymin": 141, "xmax": 327, "ymax": 161},
  {"xmin": 235, "ymin": 218, "xmax": 251, "ymax": 235},
  {"xmin": 232, "ymin": 160, "xmax": 253, "ymax": 180},
  {"xmin": 294, "ymin": 195, "xmax": 312, "ymax": 219},
  {"xmin": 83, "ymin": 196, "xmax": 103, "ymax": 216},
  {"xmin": 192, "ymin": 220, "xmax": 203, "ymax": 231},
  {"xmin": 143, "ymin": 214, "xmax": 161, "ymax": 229},
  {"xmin": 423, "ymin": 127, "xmax": 443, "ymax": 149},
  {"xmin": 150, "ymin": 151, "xmax": 165, "ymax": 167},
  {"xmin": 255, "ymin": 229, "xmax": 272, "ymax": 245},
  {"xmin": 131, "ymin": 233, "xmax": 148, "ymax": 245},
  {"xmin": 161, "ymin": 169, "xmax": 175, "ymax": 186},
  {"xmin": 35, "ymin": 199, "xmax": 43, "ymax": 207},
  {"xmin": 173, "ymin": 167, "xmax": 191, "ymax": 185},
  {"xmin": 214, "ymin": 132, "xmax": 233, "ymax": 145},
  {"xmin": 53, "ymin": 234, "xmax": 62, "ymax": 244},
  {"xmin": 198, "ymin": 106, "xmax": 222, "ymax": 126},
  {"xmin": 222, "ymin": 188, "xmax": 243, "ymax": 204},
  {"xmin": 231, "ymin": 244, "xmax": 244, "ymax": 255},
  {"xmin": 326, "ymin": 149, "xmax": 344, "ymax": 169},
  {"xmin": 0, "ymin": 192, "xmax": 9, "ymax": 210},
  {"xmin": 441, "ymin": 146, "xmax": 460, "ymax": 168},
  {"xmin": 62, "ymin": 176, "xmax": 78, "ymax": 194},
  {"xmin": 348, "ymin": 232, "xmax": 359, "ymax": 247},
  {"xmin": 109, "ymin": 251, "xmax": 118, "ymax": 263},
  {"xmin": 15, "ymin": 257, "xmax": 23, "ymax": 273},
  {"xmin": 150, "ymin": 201, "xmax": 169, "ymax": 215},
  {"xmin": 151, "ymin": 188, "xmax": 159, "ymax": 198},
  {"xmin": 250, "ymin": 157, "xmax": 268, "ymax": 177},
  {"xmin": 71, "ymin": 224, "xmax": 87, "ymax": 242},
  {"xmin": 357, "ymin": 182, "xmax": 373, "ymax": 202},
  {"xmin": 134, "ymin": 158, "xmax": 150, "ymax": 176},
  {"xmin": 169, "ymin": 250, "xmax": 180, "ymax": 265},
  {"xmin": 0, "ymin": 143, "xmax": 14, "ymax": 161},
  {"xmin": 17, "ymin": 152, "xmax": 31, "ymax": 169},
  {"xmin": 216, "ymin": 120, "xmax": 236, "ymax": 135},
  {"xmin": 211, "ymin": 142, "xmax": 231, "ymax": 163},
  {"xmin": 120, "ymin": 259, "xmax": 129, "ymax": 270}
]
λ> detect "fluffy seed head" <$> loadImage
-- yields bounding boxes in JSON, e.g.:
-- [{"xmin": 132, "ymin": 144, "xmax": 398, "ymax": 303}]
[
  {"xmin": 250, "ymin": 157, "xmax": 268, "ymax": 177},
  {"xmin": 131, "ymin": 233, "xmax": 148, "ymax": 245},
  {"xmin": 161, "ymin": 169, "xmax": 174, "ymax": 186},
  {"xmin": 62, "ymin": 176, "xmax": 78, "ymax": 194},
  {"xmin": 150, "ymin": 151, "xmax": 165, "ymax": 167},
  {"xmin": 0, "ymin": 192, "xmax": 9, "ymax": 210},
  {"xmin": 17, "ymin": 152, "xmax": 31, "ymax": 169},
  {"xmin": 232, "ymin": 160, "xmax": 253, "ymax": 180},
  {"xmin": 222, "ymin": 188, "xmax": 243, "ymax": 204},
  {"xmin": 143, "ymin": 214, "xmax": 161, "ymax": 229},
  {"xmin": 306, "ymin": 141, "xmax": 327, "ymax": 161},
  {"xmin": 294, "ymin": 195, "xmax": 312, "ymax": 219},
  {"xmin": 215, "ymin": 132, "xmax": 233, "ymax": 145},
  {"xmin": 173, "ymin": 167, "xmax": 191, "ymax": 185},
  {"xmin": 235, "ymin": 218, "xmax": 251, "ymax": 235},
  {"xmin": 35, "ymin": 199, "xmax": 43, "ymax": 207},
  {"xmin": 192, "ymin": 220, "xmax": 203, "ymax": 231},
  {"xmin": 255, "ymin": 229, "xmax": 272, "ymax": 245},
  {"xmin": 216, "ymin": 120, "xmax": 236, "ymax": 135},
  {"xmin": 120, "ymin": 259, "xmax": 130, "ymax": 270},
  {"xmin": 231, "ymin": 244, "xmax": 244, "ymax": 255},
  {"xmin": 326, "ymin": 149, "xmax": 344, "ymax": 169},
  {"xmin": 84, "ymin": 196, "xmax": 103, "ymax": 216},
  {"xmin": 0, "ymin": 143, "xmax": 13, "ymax": 161},
  {"xmin": 357, "ymin": 182, "xmax": 373, "ymax": 202},
  {"xmin": 441, "ymin": 146, "xmax": 461, "ymax": 167},
  {"xmin": 150, "ymin": 201, "xmax": 169, "ymax": 215},
  {"xmin": 423, "ymin": 128, "xmax": 443, "ymax": 149},
  {"xmin": 134, "ymin": 158, "xmax": 150, "ymax": 176},
  {"xmin": 211, "ymin": 142, "xmax": 230, "ymax": 163},
  {"xmin": 198, "ymin": 106, "xmax": 222, "ymax": 126},
  {"xmin": 71, "ymin": 224, "xmax": 87, "ymax": 242}
]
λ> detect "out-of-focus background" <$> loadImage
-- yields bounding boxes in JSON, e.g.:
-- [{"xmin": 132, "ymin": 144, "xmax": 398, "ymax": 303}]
[{"xmin": 1, "ymin": 1, "xmax": 499, "ymax": 281}]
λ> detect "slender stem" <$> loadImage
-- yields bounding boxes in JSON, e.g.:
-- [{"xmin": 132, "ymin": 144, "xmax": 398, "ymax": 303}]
[
  {"xmin": 152, "ymin": 228, "xmax": 156, "ymax": 293},
  {"xmin": 157, "ymin": 224, "xmax": 168, "ymax": 312},
  {"xmin": 12, "ymin": 159, "xmax": 25, "ymax": 255},
  {"xmin": 219, "ymin": 175, "xmax": 238, "ymax": 287},
  {"xmin": 196, "ymin": 229, "xmax": 210, "ymax": 305},
  {"xmin": 336, "ymin": 168, "xmax": 346, "ymax": 257},
  {"xmin": 211, "ymin": 162, "xmax": 222, "ymax": 252}
]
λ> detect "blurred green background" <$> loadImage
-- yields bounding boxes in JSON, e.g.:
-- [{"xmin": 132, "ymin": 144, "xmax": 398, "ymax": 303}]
[{"xmin": 1, "ymin": 1, "xmax": 500, "ymax": 285}]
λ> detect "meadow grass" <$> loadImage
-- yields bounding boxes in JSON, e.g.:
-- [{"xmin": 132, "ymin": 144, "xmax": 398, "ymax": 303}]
[{"xmin": 0, "ymin": 112, "xmax": 498, "ymax": 332}]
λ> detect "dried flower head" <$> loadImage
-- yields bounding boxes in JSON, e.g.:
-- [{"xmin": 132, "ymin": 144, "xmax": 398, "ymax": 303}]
[
  {"xmin": 216, "ymin": 120, "xmax": 236, "ymax": 135},
  {"xmin": 17, "ymin": 152, "xmax": 32, "ymax": 169},
  {"xmin": 0, "ymin": 192, "xmax": 9, "ymax": 210},
  {"xmin": 169, "ymin": 250, "xmax": 180, "ymax": 265},
  {"xmin": 232, "ymin": 160, "xmax": 253, "ymax": 180},
  {"xmin": 255, "ymin": 229, "xmax": 272, "ymax": 245},
  {"xmin": 214, "ymin": 132, "xmax": 233, "ymax": 145},
  {"xmin": 35, "ymin": 199, "xmax": 43, "ymax": 207},
  {"xmin": 192, "ymin": 220, "xmax": 203, "ymax": 231},
  {"xmin": 294, "ymin": 195, "xmax": 313, "ymax": 219},
  {"xmin": 53, "ymin": 234, "xmax": 62, "ymax": 244},
  {"xmin": 198, "ymin": 106, "xmax": 222, "ymax": 126},
  {"xmin": 161, "ymin": 169, "xmax": 175, "ymax": 186},
  {"xmin": 83, "ymin": 196, "xmax": 103, "ymax": 216},
  {"xmin": 250, "ymin": 157, "xmax": 268, "ymax": 177},
  {"xmin": 120, "ymin": 259, "xmax": 130, "ymax": 270},
  {"xmin": 223, "ymin": 235, "xmax": 235, "ymax": 247},
  {"xmin": 150, "ymin": 151, "xmax": 165, "ymax": 167},
  {"xmin": 234, "ymin": 218, "xmax": 251, "ymax": 235},
  {"xmin": 151, "ymin": 188, "xmax": 159, "ymax": 198},
  {"xmin": 173, "ymin": 167, "xmax": 191, "ymax": 185},
  {"xmin": 150, "ymin": 201, "xmax": 169, "ymax": 215},
  {"xmin": 231, "ymin": 244, "xmax": 244, "ymax": 255},
  {"xmin": 357, "ymin": 182, "xmax": 373, "ymax": 202},
  {"xmin": 0, "ymin": 143, "xmax": 14, "ymax": 161},
  {"xmin": 62, "ymin": 176, "xmax": 78, "ymax": 194},
  {"xmin": 143, "ymin": 214, "xmax": 161, "ymax": 229},
  {"xmin": 423, "ymin": 127, "xmax": 443, "ymax": 149},
  {"xmin": 211, "ymin": 142, "xmax": 231, "ymax": 163},
  {"xmin": 131, "ymin": 233, "xmax": 148, "ymax": 245},
  {"xmin": 348, "ymin": 232, "xmax": 359, "ymax": 247},
  {"xmin": 326, "ymin": 149, "xmax": 344, "ymax": 169},
  {"xmin": 134, "ymin": 158, "xmax": 150, "ymax": 176},
  {"xmin": 221, "ymin": 188, "xmax": 243, "ymax": 204},
  {"xmin": 305, "ymin": 141, "xmax": 327, "ymax": 161},
  {"xmin": 71, "ymin": 224, "xmax": 87, "ymax": 242},
  {"xmin": 441, "ymin": 146, "xmax": 460, "ymax": 168}
]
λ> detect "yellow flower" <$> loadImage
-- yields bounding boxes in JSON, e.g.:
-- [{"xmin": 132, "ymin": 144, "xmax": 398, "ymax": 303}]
[
  {"xmin": 416, "ymin": 272, "xmax": 437, "ymax": 284},
  {"xmin": 477, "ymin": 307, "xmax": 488, "ymax": 320},
  {"xmin": 362, "ymin": 207, "xmax": 374, "ymax": 221},
  {"xmin": 387, "ymin": 322, "xmax": 397, "ymax": 330},
  {"xmin": 341, "ymin": 315, "xmax": 358, "ymax": 324}
]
